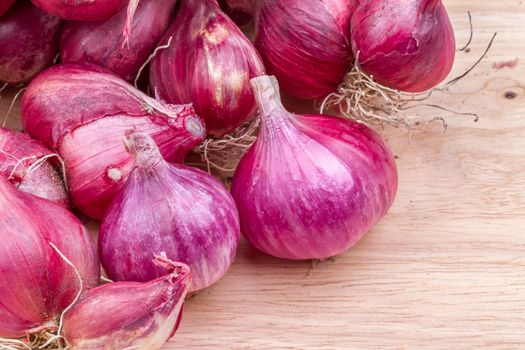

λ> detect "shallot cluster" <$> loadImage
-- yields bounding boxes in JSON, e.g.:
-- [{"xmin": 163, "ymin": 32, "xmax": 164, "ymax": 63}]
[{"xmin": 0, "ymin": 0, "xmax": 472, "ymax": 346}]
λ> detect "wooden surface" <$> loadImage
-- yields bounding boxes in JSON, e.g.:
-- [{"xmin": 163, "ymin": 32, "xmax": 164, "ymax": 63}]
[{"xmin": 2, "ymin": 0, "xmax": 525, "ymax": 348}]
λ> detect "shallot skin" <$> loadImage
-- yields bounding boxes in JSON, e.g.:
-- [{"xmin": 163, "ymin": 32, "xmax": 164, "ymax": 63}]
[
  {"xmin": 63, "ymin": 258, "xmax": 190, "ymax": 350},
  {"xmin": 0, "ymin": 176, "xmax": 99, "ymax": 338},
  {"xmin": 255, "ymin": 0, "xmax": 357, "ymax": 99},
  {"xmin": 30, "ymin": 0, "xmax": 124, "ymax": 21},
  {"xmin": 0, "ymin": 127, "xmax": 68, "ymax": 207},
  {"xmin": 351, "ymin": 0, "xmax": 455, "ymax": 92},
  {"xmin": 150, "ymin": 0, "xmax": 265, "ymax": 136},
  {"xmin": 100, "ymin": 133, "xmax": 240, "ymax": 292},
  {"xmin": 60, "ymin": 0, "xmax": 177, "ymax": 82},
  {"xmin": 22, "ymin": 64, "xmax": 205, "ymax": 219},
  {"xmin": 0, "ymin": 0, "xmax": 15, "ymax": 16},
  {"xmin": 231, "ymin": 76, "xmax": 398, "ymax": 260},
  {"xmin": 0, "ymin": 1, "xmax": 61, "ymax": 84}
]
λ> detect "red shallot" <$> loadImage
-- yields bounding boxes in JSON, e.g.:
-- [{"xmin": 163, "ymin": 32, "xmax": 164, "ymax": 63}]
[
  {"xmin": 254, "ymin": 0, "xmax": 357, "ymax": 99},
  {"xmin": 0, "ymin": 175, "xmax": 99, "ymax": 338},
  {"xmin": 99, "ymin": 132, "xmax": 240, "ymax": 292},
  {"xmin": 22, "ymin": 63, "xmax": 205, "ymax": 219},
  {"xmin": 231, "ymin": 76, "xmax": 398, "ymax": 259},
  {"xmin": 0, "ymin": 1, "xmax": 61, "ymax": 84},
  {"xmin": 351, "ymin": 0, "xmax": 455, "ymax": 92},
  {"xmin": 63, "ymin": 256, "xmax": 190, "ymax": 350},
  {"xmin": 0, "ymin": 127, "xmax": 68, "ymax": 207},
  {"xmin": 150, "ymin": 0, "xmax": 265, "ymax": 136},
  {"xmin": 60, "ymin": 0, "xmax": 177, "ymax": 82}
]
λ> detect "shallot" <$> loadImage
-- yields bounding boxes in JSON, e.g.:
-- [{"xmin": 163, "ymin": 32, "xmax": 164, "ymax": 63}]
[
  {"xmin": 0, "ymin": 175, "xmax": 99, "ymax": 338},
  {"xmin": 99, "ymin": 132, "xmax": 240, "ymax": 292},
  {"xmin": 60, "ymin": 0, "xmax": 177, "ymax": 82},
  {"xmin": 63, "ymin": 256, "xmax": 190, "ymax": 350},
  {"xmin": 351, "ymin": 0, "xmax": 455, "ymax": 92},
  {"xmin": 150, "ymin": 0, "xmax": 265, "ymax": 136},
  {"xmin": 255, "ymin": 0, "xmax": 455, "ymax": 99},
  {"xmin": 254, "ymin": 0, "xmax": 357, "ymax": 99},
  {"xmin": 0, "ymin": 127, "xmax": 68, "ymax": 207},
  {"xmin": 22, "ymin": 63, "xmax": 205, "ymax": 219},
  {"xmin": 231, "ymin": 76, "xmax": 398, "ymax": 259},
  {"xmin": 0, "ymin": 1, "xmax": 61, "ymax": 84}
]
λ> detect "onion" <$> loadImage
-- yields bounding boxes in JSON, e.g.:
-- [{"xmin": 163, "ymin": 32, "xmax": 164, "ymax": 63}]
[
  {"xmin": 30, "ymin": 0, "xmax": 125, "ymax": 21},
  {"xmin": 231, "ymin": 76, "xmax": 398, "ymax": 259},
  {"xmin": 99, "ymin": 132, "xmax": 240, "ymax": 292},
  {"xmin": 63, "ymin": 256, "xmax": 190, "ymax": 350},
  {"xmin": 0, "ymin": 1, "xmax": 61, "ymax": 84},
  {"xmin": 150, "ymin": 0, "xmax": 265, "ymax": 136},
  {"xmin": 0, "ymin": 127, "xmax": 68, "ymax": 207},
  {"xmin": 0, "ymin": 175, "xmax": 99, "ymax": 338},
  {"xmin": 0, "ymin": 0, "xmax": 15, "ymax": 16},
  {"xmin": 254, "ymin": 0, "xmax": 357, "ymax": 99},
  {"xmin": 60, "ymin": 0, "xmax": 177, "ymax": 82},
  {"xmin": 351, "ymin": 0, "xmax": 455, "ymax": 92},
  {"xmin": 22, "ymin": 63, "xmax": 205, "ymax": 219}
]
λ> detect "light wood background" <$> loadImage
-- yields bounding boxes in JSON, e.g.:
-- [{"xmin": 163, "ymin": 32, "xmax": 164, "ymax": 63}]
[{"xmin": 2, "ymin": 0, "xmax": 524, "ymax": 348}]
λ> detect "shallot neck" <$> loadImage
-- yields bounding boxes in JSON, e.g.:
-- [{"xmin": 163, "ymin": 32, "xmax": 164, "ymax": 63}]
[
  {"xmin": 124, "ymin": 133, "xmax": 165, "ymax": 172},
  {"xmin": 251, "ymin": 75, "xmax": 288, "ymax": 120},
  {"xmin": 251, "ymin": 75, "xmax": 294, "ymax": 137}
]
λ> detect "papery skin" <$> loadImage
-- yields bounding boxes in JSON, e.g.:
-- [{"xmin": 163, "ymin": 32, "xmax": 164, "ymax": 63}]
[
  {"xmin": 0, "ymin": 0, "xmax": 15, "ymax": 16},
  {"xmin": 231, "ymin": 76, "xmax": 398, "ymax": 260},
  {"xmin": 0, "ymin": 1, "xmax": 61, "ymax": 84},
  {"xmin": 60, "ymin": 0, "xmax": 177, "ymax": 82},
  {"xmin": 0, "ymin": 127, "xmax": 68, "ymax": 207},
  {"xmin": 0, "ymin": 176, "xmax": 99, "ymax": 338},
  {"xmin": 150, "ymin": 0, "xmax": 265, "ymax": 136},
  {"xmin": 99, "ymin": 133, "xmax": 240, "ymax": 292},
  {"xmin": 30, "ymin": 0, "xmax": 124, "ymax": 21},
  {"xmin": 22, "ymin": 64, "xmax": 205, "ymax": 219},
  {"xmin": 255, "ymin": 0, "xmax": 357, "ymax": 100},
  {"xmin": 351, "ymin": 0, "xmax": 455, "ymax": 92},
  {"xmin": 63, "ymin": 258, "xmax": 190, "ymax": 350}
]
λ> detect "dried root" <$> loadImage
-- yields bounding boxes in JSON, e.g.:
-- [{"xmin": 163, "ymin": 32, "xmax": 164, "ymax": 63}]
[
  {"xmin": 195, "ymin": 118, "xmax": 260, "ymax": 175},
  {"xmin": 321, "ymin": 32, "xmax": 497, "ymax": 131},
  {"xmin": 321, "ymin": 63, "xmax": 451, "ymax": 131}
]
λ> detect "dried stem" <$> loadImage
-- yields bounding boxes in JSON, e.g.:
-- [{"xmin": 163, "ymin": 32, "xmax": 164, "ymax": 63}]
[{"xmin": 195, "ymin": 118, "xmax": 260, "ymax": 174}]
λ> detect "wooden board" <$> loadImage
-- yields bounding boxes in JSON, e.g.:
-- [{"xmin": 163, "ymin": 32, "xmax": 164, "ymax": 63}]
[{"xmin": 1, "ymin": 0, "xmax": 524, "ymax": 348}]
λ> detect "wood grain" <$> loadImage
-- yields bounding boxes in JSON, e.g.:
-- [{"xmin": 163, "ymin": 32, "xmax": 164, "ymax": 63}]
[{"xmin": 1, "ymin": 0, "xmax": 524, "ymax": 348}]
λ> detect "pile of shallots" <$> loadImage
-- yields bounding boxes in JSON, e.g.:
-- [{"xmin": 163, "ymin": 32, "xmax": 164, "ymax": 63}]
[{"xmin": 0, "ymin": 0, "xmax": 462, "ymax": 348}]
